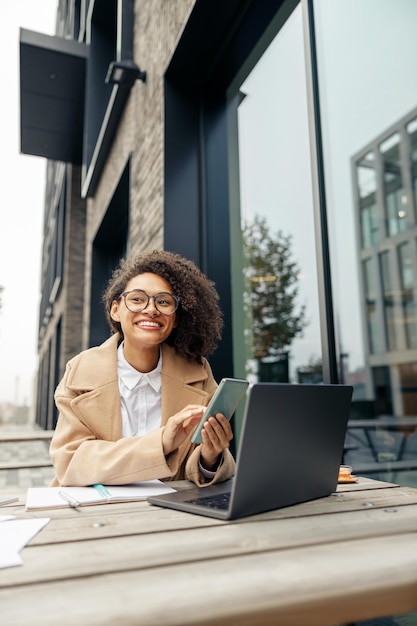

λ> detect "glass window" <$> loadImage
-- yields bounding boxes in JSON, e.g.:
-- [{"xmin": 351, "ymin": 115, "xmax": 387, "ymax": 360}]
[
  {"xmin": 362, "ymin": 257, "xmax": 382, "ymax": 355},
  {"xmin": 314, "ymin": 0, "xmax": 417, "ymax": 489},
  {"xmin": 379, "ymin": 250, "xmax": 396, "ymax": 351},
  {"xmin": 398, "ymin": 241, "xmax": 417, "ymax": 349},
  {"xmin": 230, "ymin": 6, "xmax": 322, "ymax": 386},
  {"xmin": 407, "ymin": 117, "xmax": 417, "ymax": 221},
  {"xmin": 380, "ymin": 133, "xmax": 406, "ymax": 237},
  {"xmin": 356, "ymin": 152, "xmax": 379, "ymax": 248}
]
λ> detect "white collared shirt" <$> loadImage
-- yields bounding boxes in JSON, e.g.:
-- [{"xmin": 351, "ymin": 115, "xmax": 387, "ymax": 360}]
[
  {"xmin": 117, "ymin": 342, "xmax": 162, "ymax": 437},
  {"xmin": 116, "ymin": 342, "xmax": 219, "ymax": 477}
]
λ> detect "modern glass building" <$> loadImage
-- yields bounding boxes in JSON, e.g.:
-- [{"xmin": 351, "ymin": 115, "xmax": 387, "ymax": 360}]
[
  {"xmin": 19, "ymin": 0, "xmax": 417, "ymax": 492},
  {"xmin": 345, "ymin": 106, "xmax": 417, "ymax": 486}
]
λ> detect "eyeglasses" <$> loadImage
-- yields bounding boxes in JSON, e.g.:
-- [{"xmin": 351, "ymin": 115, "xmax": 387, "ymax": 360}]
[{"xmin": 120, "ymin": 289, "xmax": 180, "ymax": 315}]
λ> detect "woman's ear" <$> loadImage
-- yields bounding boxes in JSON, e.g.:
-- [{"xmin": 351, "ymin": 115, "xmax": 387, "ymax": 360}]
[{"xmin": 110, "ymin": 300, "xmax": 120, "ymax": 322}]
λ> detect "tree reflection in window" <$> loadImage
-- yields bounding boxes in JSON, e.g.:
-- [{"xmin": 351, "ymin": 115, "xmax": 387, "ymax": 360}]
[{"xmin": 242, "ymin": 214, "xmax": 308, "ymax": 381}]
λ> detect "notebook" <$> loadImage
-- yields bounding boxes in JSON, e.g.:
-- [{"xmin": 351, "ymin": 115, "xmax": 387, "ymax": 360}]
[
  {"xmin": 25, "ymin": 480, "xmax": 176, "ymax": 511},
  {"xmin": 148, "ymin": 382, "xmax": 353, "ymax": 520}
]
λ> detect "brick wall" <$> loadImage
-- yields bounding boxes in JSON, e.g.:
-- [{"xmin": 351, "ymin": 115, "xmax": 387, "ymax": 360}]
[
  {"xmin": 88, "ymin": 0, "xmax": 195, "ymax": 259},
  {"xmin": 36, "ymin": 0, "xmax": 196, "ymax": 426}
]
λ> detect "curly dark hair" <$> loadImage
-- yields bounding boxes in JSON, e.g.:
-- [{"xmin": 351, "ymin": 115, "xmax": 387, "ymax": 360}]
[{"xmin": 102, "ymin": 250, "xmax": 223, "ymax": 363}]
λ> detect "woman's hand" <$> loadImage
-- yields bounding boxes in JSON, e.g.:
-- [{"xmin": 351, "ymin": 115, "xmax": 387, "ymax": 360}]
[
  {"xmin": 162, "ymin": 405, "xmax": 205, "ymax": 455},
  {"xmin": 200, "ymin": 413, "xmax": 233, "ymax": 471}
]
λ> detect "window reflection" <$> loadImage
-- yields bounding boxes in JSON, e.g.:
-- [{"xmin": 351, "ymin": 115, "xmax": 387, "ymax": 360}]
[
  {"xmin": 233, "ymin": 6, "xmax": 321, "ymax": 385},
  {"xmin": 242, "ymin": 215, "xmax": 308, "ymax": 382},
  {"xmin": 314, "ymin": 0, "xmax": 417, "ymax": 489}
]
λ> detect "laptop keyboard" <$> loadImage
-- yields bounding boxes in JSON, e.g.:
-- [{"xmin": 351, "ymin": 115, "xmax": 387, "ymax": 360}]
[{"xmin": 186, "ymin": 492, "xmax": 231, "ymax": 510}]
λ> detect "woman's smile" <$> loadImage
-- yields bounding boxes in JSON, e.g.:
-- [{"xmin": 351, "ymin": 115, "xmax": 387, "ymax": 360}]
[{"xmin": 136, "ymin": 319, "xmax": 163, "ymax": 329}]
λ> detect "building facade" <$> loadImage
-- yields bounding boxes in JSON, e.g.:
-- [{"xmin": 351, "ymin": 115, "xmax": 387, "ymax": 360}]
[
  {"xmin": 353, "ymin": 107, "xmax": 417, "ymax": 418},
  {"xmin": 20, "ymin": 0, "xmax": 417, "ymax": 489}
]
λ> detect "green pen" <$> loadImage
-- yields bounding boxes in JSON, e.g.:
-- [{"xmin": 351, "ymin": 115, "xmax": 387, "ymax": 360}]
[{"xmin": 92, "ymin": 484, "xmax": 112, "ymax": 499}]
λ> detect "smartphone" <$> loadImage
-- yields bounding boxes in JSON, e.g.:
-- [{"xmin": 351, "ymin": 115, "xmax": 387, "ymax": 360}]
[{"xmin": 191, "ymin": 377, "xmax": 249, "ymax": 444}]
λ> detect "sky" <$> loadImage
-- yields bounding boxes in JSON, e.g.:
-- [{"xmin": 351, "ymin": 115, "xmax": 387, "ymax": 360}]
[{"xmin": 0, "ymin": 1, "xmax": 57, "ymax": 406}]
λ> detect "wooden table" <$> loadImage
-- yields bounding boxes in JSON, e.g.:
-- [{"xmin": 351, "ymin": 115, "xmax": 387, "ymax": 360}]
[{"xmin": 1, "ymin": 478, "xmax": 417, "ymax": 626}]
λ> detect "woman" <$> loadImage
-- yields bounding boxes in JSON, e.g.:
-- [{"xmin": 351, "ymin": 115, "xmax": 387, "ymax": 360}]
[{"xmin": 49, "ymin": 250, "xmax": 235, "ymax": 487}]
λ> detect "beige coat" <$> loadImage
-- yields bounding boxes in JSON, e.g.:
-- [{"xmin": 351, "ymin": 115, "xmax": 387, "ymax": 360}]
[{"xmin": 50, "ymin": 333, "xmax": 235, "ymax": 487}]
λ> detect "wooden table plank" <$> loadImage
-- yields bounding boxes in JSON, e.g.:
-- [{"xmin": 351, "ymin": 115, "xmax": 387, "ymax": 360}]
[
  {"xmin": 4, "ymin": 475, "xmax": 394, "ymax": 514},
  {"xmin": 1, "ymin": 501, "xmax": 417, "ymax": 588},
  {"xmin": 4, "ymin": 481, "xmax": 415, "ymax": 547},
  {"xmin": 336, "ymin": 476, "xmax": 398, "ymax": 491},
  {"xmin": 1, "ymin": 533, "xmax": 417, "ymax": 626}
]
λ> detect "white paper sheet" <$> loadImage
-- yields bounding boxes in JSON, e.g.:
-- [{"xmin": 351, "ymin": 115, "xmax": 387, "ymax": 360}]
[
  {"xmin": 0, "ymin": 517, "xmax": 50, "ymax": 569},
  {"xmin": 1, "ymin": 549, "xmax": 23, "ymax": 568}
]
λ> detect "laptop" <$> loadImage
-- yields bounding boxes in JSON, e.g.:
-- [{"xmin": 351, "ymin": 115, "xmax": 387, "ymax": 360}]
[{"xmin": 148, "ymin": 382, "xmax": 353, "ymax": 520}]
